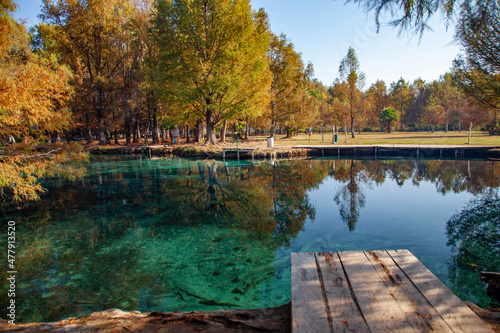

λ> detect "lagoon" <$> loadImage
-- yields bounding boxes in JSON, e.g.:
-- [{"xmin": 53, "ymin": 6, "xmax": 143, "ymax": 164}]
[{"xmin": 1, "ymin": 157, "xmax": 499, "ymax": 322}]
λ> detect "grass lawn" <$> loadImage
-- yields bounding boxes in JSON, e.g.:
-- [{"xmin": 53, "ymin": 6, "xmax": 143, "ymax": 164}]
[
  {"xmin": 89, "ymin": 130, "xmax": 500, "ymax": 150},
  {"xmin": 250, "ymin": 131, "xmax": 500, "ymax": 146}
]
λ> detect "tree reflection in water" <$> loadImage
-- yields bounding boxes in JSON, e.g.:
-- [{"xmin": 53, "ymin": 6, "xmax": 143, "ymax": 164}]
[
  {"xmin": 0, "ymin": 158, "xmax": 327, "ymax": 323},
  {"xmin": 333, "ymin": 160, "xmax": 366, "ymax": 231},
  {"xmin": 330, "ymin": 159, "xmax": 500, "ymax": 232},
  {"xmin": 446, "ymin": 191, "xmax": 500, "ymax": 308}
]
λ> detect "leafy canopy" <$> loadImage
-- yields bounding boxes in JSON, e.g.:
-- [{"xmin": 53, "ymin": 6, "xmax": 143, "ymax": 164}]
[{"xmin": 151, "ymin": 0, "xmax": 272, "ymax": 144}]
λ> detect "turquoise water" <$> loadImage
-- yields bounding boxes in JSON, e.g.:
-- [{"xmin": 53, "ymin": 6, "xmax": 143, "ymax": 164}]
[{"xmin": 1, "ymin": 157, "xmax": 499, "ymax": 322}]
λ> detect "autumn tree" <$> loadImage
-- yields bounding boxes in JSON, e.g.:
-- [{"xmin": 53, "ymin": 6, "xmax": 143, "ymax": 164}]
[
  {"xmin": 366, "ymin": 79, "xmax": 390, "ymax": 128},
  {"xmin": 338, "ymin": 46, "xmax": 365, "ymax": 138},
  {"xmin": 431, "ymin": 73, "xmax": 463, "ymax": 131},
  {"xmin": 266, "ymin": 33, "xmax": 309, "ymax": 138},
  {"xmin": 38, "ymin": 0, "xmax": 136, "ymax": 145},
  {"xmin": 390, "ymin": 78, "xmax": 412, "ymax": 131},
  {"xmin": 0, "ymin": 0, "xmax": 87, "ymax": 201},
  {"xmin": 315, "ymin": 80, "xmax": 336, "ymax": 132},
  {"xmin": 424, "ymin": 81, "xmax": 445, "ymax": 131},
  {"xmin": 151, "ymin": 0, "xmax": 271, "ymax": 145},
  {"xmin": 406, "ymin": 78, "xmax": 430, "ymax": 131},
  {"xmin": 286, "ymin": 79, "xmax": 321, "ymax": 136},
  {"xmin": 330, "ymin": 80, "xmax": 351, "ymax": 131}
]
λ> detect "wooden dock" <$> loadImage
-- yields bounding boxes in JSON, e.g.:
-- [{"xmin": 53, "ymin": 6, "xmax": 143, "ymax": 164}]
[
  {"xmin": 291, "ymin": 250, "xmax": 494, "ymax": 332},
  {"xmin": 222, "ymin": 148, "xmax": 256, "ymax": 160},
  {"xmin": 293, "ymin": 144, "xmax": 500, "ymax": 159}
]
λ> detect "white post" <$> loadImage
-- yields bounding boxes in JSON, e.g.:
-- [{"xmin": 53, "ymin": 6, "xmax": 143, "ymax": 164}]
[
  {"xmin": 332, "ymin": 125, "xmax": 335, "ymax": 143},
  {"xmin": 468, "ymin": 122, "xmax": 472, "ymax": 144}
]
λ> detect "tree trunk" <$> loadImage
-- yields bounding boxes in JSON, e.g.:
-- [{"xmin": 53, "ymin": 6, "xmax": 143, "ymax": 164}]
[
  {"xmin": 105, "ymin": 131, "xmax": 111, "ymax": 144},
  {"xmin": 152, "ymin": 113, "xmax": 159, "ymax": 144},
  {"xmin": 205, "ymin": 108, "xmax": 217, "ymax": 145},
  {"xmin": 270, "ymin": 120, "xmax": 276, "ymax": 138},
  {"xmin": 133, "ymin": 119, "xmax": 139, "ymax": 143},
  {"xmin": 144, "ymin": 123, "xmax": 149, "ymax": 145},
  {"xmin": 84, "ymin": 128, "xmax": 93, "ymax": 144},
  {"xmin": 186, "ymin": 124, "xmax": 191, "ymax": 143},
  {"xmin": 350, "ymin": 116, "xmax": 355, "ymax": 138},
  {"xmin": 194, "ymin": 122, "xmax": 199, "ymax": 142},
  {"xmin": 195, "ymin": 120, "xmax": 203, "ymax": 142},
  {"xmin": 65, "ymin": 130, "xmax": 71, "ymax": 143},
  {"xmin": 245, "ymin": 116, "xmax": 250, "ymax": 140},
  {"xmin": 98, "ymin": 116, "xmax": 106, "ymax": 145},
  {"xmin": 125, "ymin": 118, "xmax": 132, "ymax": 144},
  {"xmin": 220, "ymin": 120, "xmax": 227, "ymax": 143},
  {"xmin": 114, "ymin": 130, "xmax": 119, "ymax": 145}
]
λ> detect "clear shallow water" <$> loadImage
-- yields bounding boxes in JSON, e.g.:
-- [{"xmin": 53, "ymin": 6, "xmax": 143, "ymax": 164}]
[{"xmin": 1, "ymin": 157, "xmax": 499, "ymax": 322}]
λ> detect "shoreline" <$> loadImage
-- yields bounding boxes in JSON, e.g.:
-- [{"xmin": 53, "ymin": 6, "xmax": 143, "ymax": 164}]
[
  {"xmin": 1, "ymin": 302, "xmax": 498, "ymax": 332},
  {"xmin": 86, "ymin": 141, "xmax": 500, "ymax": 160}
]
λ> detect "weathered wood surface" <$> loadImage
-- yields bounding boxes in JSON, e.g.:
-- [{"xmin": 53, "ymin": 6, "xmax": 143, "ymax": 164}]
[
  {"xmin": 291, "ymin": 250, "xmax": 494, "ymax": 333},
  {"xmin": 291, "ymin": 253, "xmax": 331, "ymax": 332},
  {"xmin": 316, "ymin": 252, "xmax": 369, "ymax": 333}
]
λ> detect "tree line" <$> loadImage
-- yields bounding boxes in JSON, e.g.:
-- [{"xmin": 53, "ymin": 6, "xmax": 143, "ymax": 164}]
[
  {"xmin": 29, "ymin": 0, "xmax": 318, "ymax": 145},
  {"xmin": 329, "ymin": 56, "xmax": 495, "ymax": 138},
  {"xmin": 6, "ymin": 0, "xmax": 499, "ymax": 147}
]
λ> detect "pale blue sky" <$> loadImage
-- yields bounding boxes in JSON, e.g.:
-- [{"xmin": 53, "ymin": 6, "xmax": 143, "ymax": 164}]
[
  {"xmin": 13, "ymin": 0, "xmax": 461, "ymax": 87},
  {"xmin": 251, "ymin": 0, "xmax": 461, "ymax": 87}
]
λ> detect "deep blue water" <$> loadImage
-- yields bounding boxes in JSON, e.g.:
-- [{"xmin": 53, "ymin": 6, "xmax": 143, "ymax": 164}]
[{"xmin": 1, "ymin": 156, "xmax": 499, "ymax": 322}]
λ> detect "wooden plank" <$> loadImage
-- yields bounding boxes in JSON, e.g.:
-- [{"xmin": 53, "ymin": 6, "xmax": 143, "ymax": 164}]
[
  {"xmin": 291, "ymin": 252, "xmax": 331, "ymax": 333},
  {"xmin": 338, "ymin": 251, "xmax": 415, "ymax": 333},
  {"xmin": 316, "ymin": 252, "xmax": 370, "ymax": 333},
  {"xmin": 365, "ymin": 250, "xmax": 454, "ymax": 332},
  {"xmin": 388, "ymin": 249, "xmax": 494, "ymax": 333}
]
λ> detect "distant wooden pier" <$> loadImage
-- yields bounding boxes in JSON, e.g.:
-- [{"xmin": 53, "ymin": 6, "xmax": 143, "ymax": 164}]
[
  {"xmin": 222, "ymin": 147, "xmax": 256, "ymax": 160},
  {"xmin": 291, "ymin": 250, "xmax": 494, "ymax": 332},
  {"xmin": 293, "ymin": 144, "xmax": 500, "ymax": 159}
]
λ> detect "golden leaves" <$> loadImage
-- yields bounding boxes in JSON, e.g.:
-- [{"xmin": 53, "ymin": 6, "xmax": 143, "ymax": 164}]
[
  {"xmin": 0, "ymin": 4, "xmax": 86, "ymax": 202},
  {"xmin": 0, "ymin": 54, "xmax": 73, "ymax": 139},
  {"xmin": 0, "ymin": 144, "xmax": 88, "ymax": 202}
]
